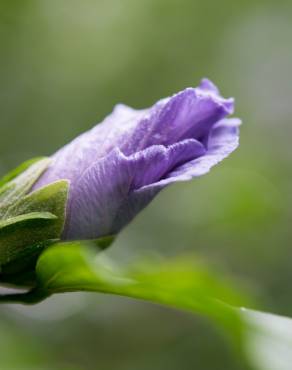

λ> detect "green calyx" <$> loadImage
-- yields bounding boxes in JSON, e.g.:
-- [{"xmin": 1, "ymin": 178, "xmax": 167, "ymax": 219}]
[{"xmin": 0, "ymin": 158, "xmax": 69, "ymax": 281}]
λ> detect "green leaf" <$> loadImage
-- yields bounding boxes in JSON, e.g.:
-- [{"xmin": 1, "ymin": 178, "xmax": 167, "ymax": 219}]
[
  {"xmin": 35, "ymin": 242, "xmax": 247, "ymax": 351},
  {"xmin": 1, "ymin": 242, "xmax": 292, "ymax": 370},
  {"xmin": 0, "ymin": 158, "xmax": 51, "ymax": 216},
  {"xmin": 30, "ymin": 242, "xmax": 292, "ymax": 370},
  {"xmin": 14, "ymin": 243, "xmax": 244, "ymax": 338}
]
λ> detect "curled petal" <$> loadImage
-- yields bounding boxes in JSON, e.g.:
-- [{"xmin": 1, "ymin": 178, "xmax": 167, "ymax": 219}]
[
  {"xmin": 64, "ymin": 139, "xmax": 205, "ymax": 239},
  {"xmin": 120, "ymin": 86, "xmax": 234, "ymax": 154},
  {"xmin": 32, "ymin": 79, "xmax": 240, "ymax": 240},
  {"xmin": 34, "ymin": 80, "xmax": 233, "ymax": 191},
  {"xmin": 134, "ymin": 118, "xmax": 241, "ymax": 192},
  {"xmin": 199, "ymin": 78, "xmax": 220, "ymax": 94}
]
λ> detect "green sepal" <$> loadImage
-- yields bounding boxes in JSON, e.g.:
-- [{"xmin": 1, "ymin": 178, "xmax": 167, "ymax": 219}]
[
  {"xmin": 4, "ymin": 180, "xmax": 69, "ymax": 220},
  {"xmin": 0, "ymin": 212, "xmax": 58, "ymax": 268},
  {"xmin": 0, "ymin": 239, "xmax": 57, "ymax": 286},
  {"xmin": 0, "ymin": 158, "xmax": 51, "ymax": 216},
  {"xmin": 0, "ymin": 212, "xmax": 57, "ymax": 229},
  {"xmin": 0, "ymin": 157, "xmax": 47, "ymax": 189},
  {"xmin": 0, "ymin": 179, "xmax": 69, "ymax": 273}
]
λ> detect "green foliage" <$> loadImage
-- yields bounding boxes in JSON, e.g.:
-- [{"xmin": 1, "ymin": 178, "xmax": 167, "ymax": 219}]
[
  {"xmin": 0, "ymin": 158, "xmax": 51, "ymax": 214},
  {"xmin": 2, "ymin": 241, "xmax": 290, "ymax": 370},
  {"xmin": 0, "ymin": 159, "xmax": 69, "ymax": 277},
  {"xmin": 0, "ymin": 213, "xmax": 57, "ymax": 282},
  {"xmin": 0, "ymin": 210, "xmax": 58, "ymax": 269},
  {"xmin": 34, "ymin": 242, "xmax": 247, "ymax": 341},
  {"xmin": 0, "ymin": 157, "xmax": 47, "ymax": 188}
]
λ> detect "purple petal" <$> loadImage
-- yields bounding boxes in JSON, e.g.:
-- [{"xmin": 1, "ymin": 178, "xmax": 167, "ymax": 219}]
[
  {"xmin": 138, "ymin": 118, "xmax": 241, "ymax": 191},
  {"xmin": 120, "ymin": 86, "xmax": 234, "ymax": 154},
  {"xmin": 199, "ymin": 78, "xmax": 220, "ymax": 94},
  {"xmin": 34, "ymin": 104, "xmax": 144, "ymax": 191},
  {"xmin": 64, "ymin": 139, "xmax": 205, "ymax": 239},
  {"xmin": 32, "ymin": 79, "xmax": 240, "ymax": 240},
  {"xmin": 34, "ymin": 79, "xmax": 233, "ymax": 191},
  {"xmin": 113, "ymin": 118, "xmax": 240, "ymax": 235}
]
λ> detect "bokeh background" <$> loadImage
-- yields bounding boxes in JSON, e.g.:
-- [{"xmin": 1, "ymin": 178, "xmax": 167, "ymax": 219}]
[{"xmin": 0, "ymin": 0, "xmax": 292, "ymax": 369}]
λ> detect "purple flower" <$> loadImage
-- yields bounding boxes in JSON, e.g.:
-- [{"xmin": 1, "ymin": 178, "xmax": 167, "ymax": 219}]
[{"xmin": 34, "ymin": 79, "xmax": 240, "ymax": 240}]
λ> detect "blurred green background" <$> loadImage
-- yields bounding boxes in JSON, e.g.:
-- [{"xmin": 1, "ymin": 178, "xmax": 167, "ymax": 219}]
[{"xmin": 1, "ymin": 0, "xmax": 292, "ymax": 369}]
